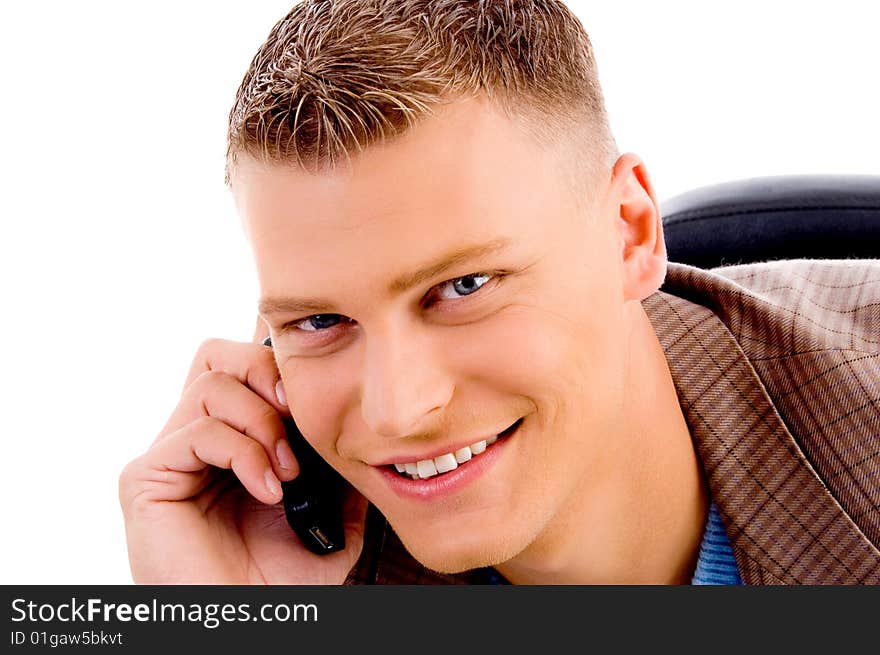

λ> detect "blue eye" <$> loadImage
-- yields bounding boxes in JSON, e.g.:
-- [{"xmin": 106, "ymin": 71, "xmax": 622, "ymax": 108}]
[
  {"xmin": 293, "ymin": 314, "xmax": 345, "ymax": 332},
  {"xmin": 286, "ymin": 273, "xmax": 496, "ymax": 335},
  {"xmin": 435, "ymin": 273, "xmax": 493, "ymax": 300}
]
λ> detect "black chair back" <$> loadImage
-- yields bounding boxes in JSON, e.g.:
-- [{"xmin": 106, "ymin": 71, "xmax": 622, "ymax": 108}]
[{"xmin": 660, "ymin": 175, "xmax": 880, "ymax": 269}]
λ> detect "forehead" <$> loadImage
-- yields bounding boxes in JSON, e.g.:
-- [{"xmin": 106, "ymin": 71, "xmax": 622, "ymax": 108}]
[
  {"xmin": 232, "ymin": 98, "xmax": 576, "ymax": 299},
  {"xmin": 234, "ymin": 97, "xmax": 566, "ymax": 218}
]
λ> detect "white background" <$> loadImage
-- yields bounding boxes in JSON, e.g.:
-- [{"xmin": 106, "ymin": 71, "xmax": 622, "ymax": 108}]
[{"xmin": 1, "ymin": 1, "xmax": 877, "ymax": 583}]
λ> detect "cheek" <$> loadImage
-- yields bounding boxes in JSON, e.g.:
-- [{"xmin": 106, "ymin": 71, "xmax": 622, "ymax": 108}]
[
  {"xmin": 279, "ymin": 358, "xmax": 351, "ymax": 452},
  {"xmin": 457, "ymin": 299, "xmax": 626, "ymax": 404}
]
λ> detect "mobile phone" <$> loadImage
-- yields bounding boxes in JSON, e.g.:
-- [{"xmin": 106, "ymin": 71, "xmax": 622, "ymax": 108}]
[{"xmin": 263, "ymin": 336, "xmax": 346, "ymax": 555}]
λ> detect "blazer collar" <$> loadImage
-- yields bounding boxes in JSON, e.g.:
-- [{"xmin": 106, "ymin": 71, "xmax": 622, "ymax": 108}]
[{"xmin": 644, "ymin": 289, "xmax": 880, "ymax": 584}]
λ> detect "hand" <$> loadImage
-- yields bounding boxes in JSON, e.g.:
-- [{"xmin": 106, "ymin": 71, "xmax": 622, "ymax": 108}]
[{"xmin": 118, "ymin": 323, "xmax": 367, "ymax": 584}]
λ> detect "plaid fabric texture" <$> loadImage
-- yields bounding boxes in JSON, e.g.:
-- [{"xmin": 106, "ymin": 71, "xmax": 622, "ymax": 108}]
[{"xmin": 345, "ymin": 259, "xmax": 880, "ymax": 584}]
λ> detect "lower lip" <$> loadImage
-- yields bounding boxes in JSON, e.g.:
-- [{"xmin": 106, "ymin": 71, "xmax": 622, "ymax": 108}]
[{"xmin": 375, "ymin": 419, "xmax": 522, "ymax": 502}]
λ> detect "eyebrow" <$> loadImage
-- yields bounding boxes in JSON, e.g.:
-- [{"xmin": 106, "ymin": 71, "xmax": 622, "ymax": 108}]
[{"xmin": 258, "ymin": 237, "xmax": 513, "ymax": 318}]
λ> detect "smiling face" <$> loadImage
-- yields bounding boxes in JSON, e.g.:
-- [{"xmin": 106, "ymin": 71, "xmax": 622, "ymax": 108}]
[{"xmin": 233, "ymin": 96, "xmax": 638, "ymax": 574}]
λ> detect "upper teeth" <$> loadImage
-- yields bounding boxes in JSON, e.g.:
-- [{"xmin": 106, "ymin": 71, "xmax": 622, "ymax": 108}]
[{"xmin": 393, "ymin": 434, "xmax": 499, "ymax": 480}]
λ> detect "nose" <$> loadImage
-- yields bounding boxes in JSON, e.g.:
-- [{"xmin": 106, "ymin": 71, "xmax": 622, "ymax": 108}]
[{"xmin": 359, "ymin": 319, "xmax": 454, "ymax": 439}]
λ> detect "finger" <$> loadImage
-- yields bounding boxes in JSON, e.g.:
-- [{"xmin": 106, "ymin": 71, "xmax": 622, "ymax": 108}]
[
  {"xmin": 156, "ymin": 369, "xmax": 299, "ymax": 481},
  {"xmin": 252, "ymin": 315, "xmax": 270, "ymax": 345},
  {"xmin": 180, "ymin": 338, "xmax": 289, "ymax": 419},
  {"xmin": 342, "ymin": 486, "xmax": 370, "ymax": 540},
  {"xmin": 130, "ymin": 416, "xmax": 286, "ymax": 507}
]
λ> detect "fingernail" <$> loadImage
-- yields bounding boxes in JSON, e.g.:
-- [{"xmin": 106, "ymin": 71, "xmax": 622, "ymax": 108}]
[
  {"xmin": 275, "ymin": 379, "xmax": 287, "ymax": 406},
  {"xmin": 264, "ymin": 470, "xmax": 282, "ymax": 501},
  {"xmin": 276, "ymin": 439, "xmax": 298, "ymax": 472}
]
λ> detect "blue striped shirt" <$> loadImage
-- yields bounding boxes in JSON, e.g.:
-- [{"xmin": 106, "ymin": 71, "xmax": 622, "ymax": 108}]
[{"xmin": 691, "ymin": 501, "xmax": 743, "ymax": 585}]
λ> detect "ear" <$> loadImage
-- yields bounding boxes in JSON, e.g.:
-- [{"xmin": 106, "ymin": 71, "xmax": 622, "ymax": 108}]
[{"xmin": 609, "ymin": 153, "xmax": 667, "ymax": 301}]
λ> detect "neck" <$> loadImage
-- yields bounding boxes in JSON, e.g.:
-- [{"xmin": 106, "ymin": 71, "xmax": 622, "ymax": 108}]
[{"xmin": 496, "ymin": 302, "xmax": 709, "ymax": 584}]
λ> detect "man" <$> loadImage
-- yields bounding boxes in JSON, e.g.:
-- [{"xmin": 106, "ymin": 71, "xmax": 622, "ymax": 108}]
[{"xmin": 118, "ymin": 0, "xmax": 880, "ymax": 584}]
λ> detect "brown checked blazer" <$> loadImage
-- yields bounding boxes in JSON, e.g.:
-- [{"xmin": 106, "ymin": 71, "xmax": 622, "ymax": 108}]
[{"xmin": 344, "ymin": 258, "xmax": 880, "ymax": 584}]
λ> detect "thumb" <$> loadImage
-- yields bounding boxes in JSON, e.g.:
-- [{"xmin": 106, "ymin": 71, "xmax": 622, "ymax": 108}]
[{"xmin": 341, "ymin": 486, "xmax": 370, "ymax": 548}]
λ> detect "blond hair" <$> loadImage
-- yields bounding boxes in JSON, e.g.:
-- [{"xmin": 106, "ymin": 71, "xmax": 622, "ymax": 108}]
[{"xmin": 225, "ymin": 0, "xmax": 617, "ymax": 185}]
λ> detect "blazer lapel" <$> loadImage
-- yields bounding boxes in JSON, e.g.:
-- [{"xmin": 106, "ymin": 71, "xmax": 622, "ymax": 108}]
[{"xmin": 644, "ymin": 290, "xmax": 880, "ymax": 584}]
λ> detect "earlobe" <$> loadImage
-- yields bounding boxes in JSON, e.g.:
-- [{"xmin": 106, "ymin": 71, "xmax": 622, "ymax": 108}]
[{"xmin": 612, "ymin": 153, "xmax": 668, "ymax": 301}]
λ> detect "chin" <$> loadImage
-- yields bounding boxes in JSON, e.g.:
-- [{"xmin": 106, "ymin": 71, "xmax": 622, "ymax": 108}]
[{"xmin": 389, "ymin": 517, "xmax": 529, "ymax": 575}]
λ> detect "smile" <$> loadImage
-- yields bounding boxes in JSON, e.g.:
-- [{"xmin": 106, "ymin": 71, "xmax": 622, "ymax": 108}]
[{"xmin": 389, "ymin": 418, "xmax": 524, "ymax": 480}]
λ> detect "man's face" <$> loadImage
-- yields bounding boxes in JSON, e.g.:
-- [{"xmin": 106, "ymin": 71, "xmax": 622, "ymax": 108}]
[{"xmin": 233, "ymin": 97, "xmax": 633, "ymax": 573}]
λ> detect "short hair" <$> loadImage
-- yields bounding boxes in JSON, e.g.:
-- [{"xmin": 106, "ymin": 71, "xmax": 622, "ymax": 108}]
[{"xmin": 225, "ymin": 0, "xmax": 618, "ymax": 186}]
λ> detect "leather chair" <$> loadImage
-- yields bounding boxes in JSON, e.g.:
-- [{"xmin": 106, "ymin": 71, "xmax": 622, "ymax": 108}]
[{"xmin": 660, "ymin": 175, "xmax": 880, "ymax": 269}]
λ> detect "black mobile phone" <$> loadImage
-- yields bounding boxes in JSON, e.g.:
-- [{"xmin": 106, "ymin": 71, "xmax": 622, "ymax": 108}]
[{"xmin": 263, "ymin": 336, "xmax": 346, "ymax": 555}]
